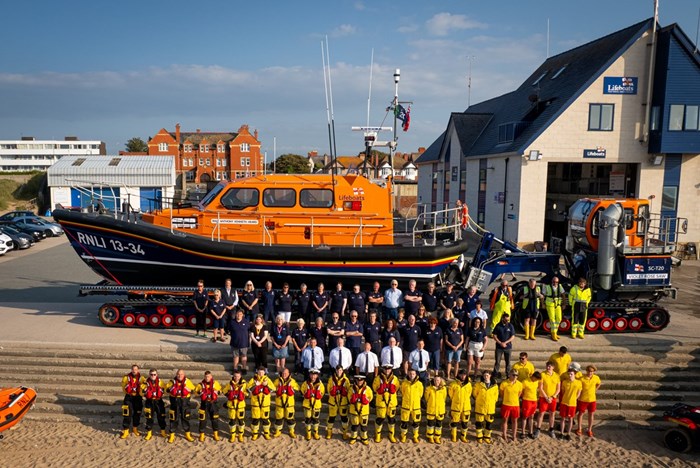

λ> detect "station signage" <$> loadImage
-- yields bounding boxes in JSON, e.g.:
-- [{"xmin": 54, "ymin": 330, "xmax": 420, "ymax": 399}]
[
  {"xmin": 583, "ymin": 148, "xmax": 606, "ymax": 159},
  {"xmin": 603, "ymin": 77, "xmax": 637, "ymax": 94}
]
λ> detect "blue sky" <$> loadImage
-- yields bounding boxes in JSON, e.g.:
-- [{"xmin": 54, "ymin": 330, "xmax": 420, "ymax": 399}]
[{"xmin": 1, "ymin": 0, "xmax": 698, "ymax": 157}]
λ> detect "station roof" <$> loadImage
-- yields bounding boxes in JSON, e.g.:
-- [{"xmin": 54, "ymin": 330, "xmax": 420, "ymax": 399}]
[{"xmin": 47, "ymin": 155, "xmax": 176, "ymax": 187}]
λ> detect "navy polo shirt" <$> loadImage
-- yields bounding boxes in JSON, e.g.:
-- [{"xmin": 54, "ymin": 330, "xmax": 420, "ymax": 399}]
[
  {"xmin": 291, "ymin": 327, "xmax": 309, "ymax": 349},
  {"xmin": 363, "ymin": 321, "xmax": 381, "ymax": 344},
  {"xmin": 493, "ymin": 322, "xmax": 516, "ymax": 349},
  {"xmin": 348, "ymin": 291, "xmax": 367, "ymax": 313},
  {"xmin": 330, "ymin": 290, "xmax": 347, "ymax": 313},
  {"xmin": 422, "ymin": 292, "xmax": 438, "ymax": 313},
  {"xmin": 271, "ymin": 324, "xmax": 289, "ymax": 346},
  {"xmin": 423, "ymin": 327, "xmax": 443, "ymax": 353},
  {"xmin": 295, "ymin": 291, "xmax": 311, "ymax": 316},
  {"xmin": 403, "ymin": 289, "xmax": 422, "ymax": 316},
  {"xmin": 327, "ymin": 320, "xmax": 344, "ymax": 350},
  {"xmin": 401, "ymin": 324, "xmax": 421, "ymax": 352},
  {"xmin": 440, "ymin": 290, "xmax": 458, "ymax": 311},
  {"xmin": 309, "ymin": 326, "xmax": 328, "ymax": 350},
  {"xmin": 344, "ymin": 320, "xmax": 363, "ymax": 349},
  {"xmin": 276, "ymin": 291, "xmax": 293, "ymax": 312},
  {"xmin": 229, "ymin": 318, "xmax": 251, "ymax": 348},
  {"xmin": 445, "ymin": 327, "xmax": 464, "ymax": 347}
]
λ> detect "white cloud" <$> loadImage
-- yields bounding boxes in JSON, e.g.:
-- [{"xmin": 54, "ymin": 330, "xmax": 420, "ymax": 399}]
[
  {"xmin": 426, "ymin": 13, "xmax": 487, "ymax": 36},
  {"xmin": 330, "ymin": 24, "xmax": 357, "ymax": 38},
  {"xmin": 397, "ymin": 24, "xmax": 419, "ymax": 34}
]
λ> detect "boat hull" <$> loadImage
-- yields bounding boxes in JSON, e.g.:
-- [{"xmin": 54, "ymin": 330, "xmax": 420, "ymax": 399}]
[
  {"xmin": 0, "ymin": 387, "xmax": 36, "ymax": 435},
  {"xmin": 53, "ymin": 209, "xmax": 468, "ymax": 288}
]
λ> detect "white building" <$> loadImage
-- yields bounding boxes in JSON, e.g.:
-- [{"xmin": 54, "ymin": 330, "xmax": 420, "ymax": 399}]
[
  {"xmin": 0, "ymin": 137, "xmax": 106, "ymax": 172},
  {"xmin": 47, "ymin": 155, "xmax": 176, "ymax": 213}
]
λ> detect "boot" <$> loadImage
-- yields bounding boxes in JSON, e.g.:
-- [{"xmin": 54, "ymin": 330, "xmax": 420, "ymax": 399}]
[
  {"xmin": 530, "ymin": 325, "xmax": 536, "ymax": 340},
  {"xmin": 361, "ymin": 431, "xmax": 369, "ymax": 445},
  {"xmin": 199, "ymin": 433, "xmax": 205, "ymax": 442},
  {"xmin": 426, "ymin": 426, "xmax": 434, "ymax": 444},
  {"xmin": 305, "ymin": 427, "xmax": 312, "ymax": 441},
  {"xmin": 577, "ymin": 330, "xmax": 585, "ymax": 339},
  {"xmin": 553, "ymin": 330, "xmax": 559, "ymax": 341},
  {"xmin": 349, "ymin": 430, "xmax": 358, "ymax": 445},
  {"xmin": 460, "ymin": 429, "xmax": 468, "ymax": 443},
  {"xmin": 434, "ymin": 427, "xmax": 442, "ymax": 444},
  {"xmin": 132, "ymin": 427, "xmax": 140, "ymax": 437},
  {"xmin": 289, "ymin": 427, "xmax": 296, "ymax": 439},
  {"xmin": 184, "ymin": 432, "xmax": 194, "ymax": 442},
  {"xmin": 273, "ymin": 424, "xmax": 282, "ymax": 438},
  {"xmin": 451, "ymin": 427, "xmax": 458, "ymax": 442},
  {"xmin": 120, "ymin": 429, "xmax": 129, "ymax": 439},
  {"xmin": 229, "ymin": 432, "xmax": 236, "ymax": 443},
  {"xmin": 374, "ymin": 431, "xmax": 382, "ymax": 443},
  {"xmin": 551, "ymin": 329, "xmax": 557, "ymax": 341},
  {"xmin": 213, "ymin": 431, "xmax": 220, "ymax": 441},
  {"xmin": 313, "ymin": 424, "xmax": 321, "ymax": 440},
  {"xmin": 251, "ymin": 423, "xmax": 260, "ymax": 441},
  {"xmin": 144, "ymin": 430, "xmax": 153, "ymax": 441},
  {"xmin": 262, "ymin": 424, "xmax": 272, "ymax": 440},
  {"xmin": 237, "ymin": 425, "xmax": 245, "ymax": 442},
  {"xmin": 412, "ymin": 427, "xmax": 420, "ymax": 443},
  {"xmin": 168, "ymin": 432, "xmax": 175, "ymax": 444},
  {"xmin": 400, "ymin": 428, "xmax": 407, "ymax": 443},
  {"xmin": 326, "ymin": 427, "xmax": 333, "ymax": 439},
  {"xmin": 160, "ymin": 429, "xmax": 167, "ymax": 438},
  {"xmin": 388, "ymin": 425, "xmax": 397, "ymax": 443},
  {"xmin": 484, "ymin": 429, "xmax": 492, "ymax": 444}
]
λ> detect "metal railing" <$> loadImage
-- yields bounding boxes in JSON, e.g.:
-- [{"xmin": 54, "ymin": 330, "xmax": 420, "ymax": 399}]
[{"xmin": 411, "ymin": 206, "xmax": 463, "ymax": 247}]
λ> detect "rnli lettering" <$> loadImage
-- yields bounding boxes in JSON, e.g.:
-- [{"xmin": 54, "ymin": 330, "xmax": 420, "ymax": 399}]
[{"xmin": 76, "ymin": 232, "xmax": 145, "ymax": 256}]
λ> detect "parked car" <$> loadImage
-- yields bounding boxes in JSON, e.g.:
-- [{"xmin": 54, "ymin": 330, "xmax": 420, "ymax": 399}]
[
  {"xmin": 0, "ymin": 225, "xmax": 32, "ymax": 249},
  {"xmin": 0, "ymin": 220, "xmax": 45, "ymax": 241},
  {"xmin": 0, "ymin": 232, "xmax": 13, "ymax": 256},
  {"xmin": 9, "ymin": 216, "xmax": 64, "ymax": 237},
  {"xmin": 0, "ymin": 210, "xmax": 37, "ymax": 222}
]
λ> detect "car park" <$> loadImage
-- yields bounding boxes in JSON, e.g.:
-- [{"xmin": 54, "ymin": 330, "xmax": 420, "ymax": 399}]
[
  {"xmin": 0, "ymin": 220, "xmax": 45, "ymax": 241},
  {"xmin": 0, "ymin": 225, "xmax": 32, "ymax": 249},
  {"xmin": 8, "ymin": 216, "xmax": 64, "ymax": 237},
  {"xmin": 0, "ymin": 210, "xmax": 37, "ymax": 222}
]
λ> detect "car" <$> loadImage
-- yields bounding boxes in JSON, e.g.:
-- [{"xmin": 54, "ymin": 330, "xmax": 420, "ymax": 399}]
[
  {"xmin": 0, "ymin": 225, "xmax": 32, "ymax": 249},
  {"xmin": 0, "ymin": 233, "xmax": 13, "ymax": 256},
  {"xmin": 9, "ymin": 216, "xmax": 64, "ymax": 237},
  {"xmin": 0, "ymin": 210, "xmax": 37, "ymax": 222},
  {"xmin": 0, "ymin": 220, "xmax": 45, "ymax": 241}
]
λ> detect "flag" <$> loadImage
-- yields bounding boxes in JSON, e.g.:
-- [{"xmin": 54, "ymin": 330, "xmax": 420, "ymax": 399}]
[
  {"xmin": 402, "ymin": 106, "xmax": 411, "ymax": 132},
  {"xmin": 394, "ymin": 104, "xmax": 407, "ymax": 123},
  {"xmin": 634, "ymin": 264, "xmax": 644, "ymax": 272}
]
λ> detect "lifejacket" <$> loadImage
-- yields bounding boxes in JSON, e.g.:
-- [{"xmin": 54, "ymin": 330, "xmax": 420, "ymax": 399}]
[
  {"xmin": 169, "ymin": 378, "xmax": 190, "ymax": 398},
  {"xmin": 145, "ymin": 378, "xmax": 163, "ymax": 400},
  {"xmin": 251, "ymin": 381, "xmax": 270, "ymax": 396},
  {"xmin": 304, "ymin": 382, "xmax": 323, "ymax": 400},
  {"xmin": 329, "ymin": 376, "xmax": 348, "ymax": 397},
  {"xmin": 200, "ymin": 379, "xmax": 218, "ymax": 402},
  {"xmin": 276, "ymin": 379, "xmax": 295, "ymax": 397},
  {"xmin": 377, "ymin": 377, "xmax": 397, "ymax": 395},
  {"xmin": 226, "ymin": 382, "xmax": 245, "ymax": 402},
  {"xmin": 350, "ymin": 385, "xmax": 370, "ymax": 405},
  {"xmin": 460, "ymin": 204, "xmax": 468, "ymax": 229},
  {"xmin": 124, "ymin": 373, "xmax": 141, "ymax": 396}
]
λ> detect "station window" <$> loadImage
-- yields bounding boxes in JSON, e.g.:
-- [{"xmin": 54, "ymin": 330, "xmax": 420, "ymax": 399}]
[
  {"xmin": 661, "ymin": 186, "xmax": 678, "ymax": 211},
  {"xmin": 588, "ymin": 104, "xmax": 614, "ymax": 131},
  {"xmin": 670, "ymin": 104, "xmax": 700, "ymax": 131},
  {"xmin": 300, "ymin": 189, "xmax": 333, "ymax": 208},
  {"xmin": 262, "ymin": 188, "xmax": 296, "ymax": 207},
  {"xmin": 220, "ymin": 188, "xmax": 259, "ymax": 210}
]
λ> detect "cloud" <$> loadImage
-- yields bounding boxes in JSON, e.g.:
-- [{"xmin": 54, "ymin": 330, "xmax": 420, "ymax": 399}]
[
  {"xmin": 330, "ymin": 24, "xmax": 357, "ymax": 38},
  {"xmin": 397, "ymin": 24, "xmax": 419, "ymax": 34},
  {"xmin": 426, "ymin": 13, "xmax": 486, "ymax": 36}
]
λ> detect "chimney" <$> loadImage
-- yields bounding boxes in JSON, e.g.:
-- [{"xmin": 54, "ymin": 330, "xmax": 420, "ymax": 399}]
[
  {"xmin": 254, "ymin": 129, "xmax": 258, "ymax": 140},
  {"xmin": 418, "ymin": 147, "xmax": 426, "ymax": 154},
  {"xmin": 175, "ymin": 123, "xmax": 181, "ymax": 143},
  {"xmin": 308, "ymin": 150, "xmax": 318, "ymax": 158}
]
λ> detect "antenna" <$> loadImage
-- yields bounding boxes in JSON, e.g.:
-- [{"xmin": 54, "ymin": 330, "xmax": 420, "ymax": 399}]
[
  {"xmin": 466, "ymin": 55, "xmax": 475, "ymax": 108},
  {"xmin": 321, "ymin": 41, "xmax": 333, "ymax": 162},
  {"xmin": 273, "ymin": 136, "xmax": 276, "ymax": 174},
  {"xmin": 695, "ymin": 6, "xmax": 699, "ymax": 54},
  {"xmin": 325, "ymin": 36, "xmax": 338, "ymax": 172},
  {"xmin": 546, "ymin": 18, "xmax": 550, "ymax": 58},
  {"xmin": 367, "ymin": 49, "xmax": 374, "ymax": 127}
]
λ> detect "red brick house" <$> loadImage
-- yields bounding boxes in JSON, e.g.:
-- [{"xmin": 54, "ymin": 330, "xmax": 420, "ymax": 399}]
[{"xmin": 147, "ymin": 123, "xmax": 263, "ymax": 185}]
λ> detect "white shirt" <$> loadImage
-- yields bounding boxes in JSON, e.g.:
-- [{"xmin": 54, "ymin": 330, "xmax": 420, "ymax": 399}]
[
  {"xmin": 380, "ymin": 345, "xmax": 403, "ymax": 369},
  {"xmin": 354, "ymin": 351, "xmax": 379, "ymax": 374},
  {"xmin": 408, "ymin": 349, "xmax": 430, "ymax": 372},
  {"xmin": 329, "ymin": 346, "xmax": 352, "ymax": 370},
  {"xmin": 301, "ymin": 346, "xmax": 325, "ymax": 370}
]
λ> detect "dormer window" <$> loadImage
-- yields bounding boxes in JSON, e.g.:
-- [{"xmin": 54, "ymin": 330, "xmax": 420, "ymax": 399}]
[
  {"xmin": 551, "ymin": 65, "xmax": 567, "ymax": 80},
  {"xmin": 241, "ymin": 143, "xmax": 250, "ymax": 152},
  {"xmin": 184, "ymin": 144, "xmax": 193, "ymax": 152},
  {"xmin": 201, "ymin": 144, "xmax": 209, "ymax": 152},
  {"xmin": 158, "ymin": 143, "xmax": 168, "ymax": 152}
]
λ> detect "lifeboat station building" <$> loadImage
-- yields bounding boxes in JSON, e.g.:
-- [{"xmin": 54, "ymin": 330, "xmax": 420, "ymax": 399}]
[
  {"xmin": 416, "ymin": 18, "xmax": 699, "ymax": 248},
  {"xmin": 47, "ymin": 155, "xmax": 176, "ymax": 213}
]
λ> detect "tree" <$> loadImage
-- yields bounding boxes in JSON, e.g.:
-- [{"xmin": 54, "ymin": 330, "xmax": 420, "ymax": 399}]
[
  {"xmin": 125, "ymin": 137, "xmax": 148, "ymax": 153},
  {"xmin": 271, "ymin": 153, "xmax": 312, "ymax": 174}
]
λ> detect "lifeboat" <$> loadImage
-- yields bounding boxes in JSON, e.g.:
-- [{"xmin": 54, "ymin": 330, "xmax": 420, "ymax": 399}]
[{"xmin": 0, "ymin": 387, "xmax": 37, "ymax": 436}]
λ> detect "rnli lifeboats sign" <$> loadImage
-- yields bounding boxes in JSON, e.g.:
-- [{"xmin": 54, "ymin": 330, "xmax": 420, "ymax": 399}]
[{"xmin": 603, "ymin": 77, "xmax": 637, "ymax": 94}]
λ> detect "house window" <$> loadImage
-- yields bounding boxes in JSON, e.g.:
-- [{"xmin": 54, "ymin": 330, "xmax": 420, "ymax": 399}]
[
  {"xmin": 588, "ymin": 104, "xmax": 614, "ymax": 131},
  {"xmin": 217, "ymin": 144, "xmax": 226, "ymax": 152},
  {"xmin": 241, "ymin": 143, "xmax": 250, "ymax": 152},
  {"xmin": 216, "ymin": 159, "xmax": 221, "ymax": 167},
  {"xmin": 221, "ymin": 159, "xmax": 227, "ymax": 167},
  {"xmin": 206, "ymin": 159, "xmax": 211, "ymax": 166},
  {"xmin": 201, "ymin": 144, "xmax": 209, "ymax": 152},
  {"xmin": 181, "ymin": 159, "xmax": 188, "ymax": 167},
  {"xmin": 199, "ymin": 158, "xmax": 204, "ymax": 166},
  {"xmin": 158, "ymin": 143, "xmax": 168, "ymax": 152},
  {"xmin": 184, "ymin": 144, "xmax": 193, "ymax": 152},
  {"xmin": 241, "ymin": 157, "xmax": 250, "ymax": 167}
]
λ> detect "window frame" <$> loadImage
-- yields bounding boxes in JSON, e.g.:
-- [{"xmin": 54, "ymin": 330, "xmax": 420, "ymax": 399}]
[
  {"xmin": 220, "ymin": 187, "xmax": 259, "ymax": 210},
  {"xmin": 299, "ymin": 188, "xmax": 334, "ymax": 208},
  {"xmin": 588, "ymin": 103, "xmax": 614, "ymax": 131},
  {"xmin": 262, "ymin": 188, "xmax": 297, "ymax": 208}
]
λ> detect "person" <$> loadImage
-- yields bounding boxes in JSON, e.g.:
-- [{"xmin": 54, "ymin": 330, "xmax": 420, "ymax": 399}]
[
  {"xmin": 380, "ymin": 336, "xmax": 403, "ymax": 371},
  {"xmin": 355, "ymin": 341, "xmax": 379, "ymax": 389},
  {"xmin": 222, "ymin": 368, "xmax": 247, "ymax": 442},
  {"xmin": 290, "ymin": 318, "xmax": 309, "ymax": 375},
  {"xmin": 461, "ymin": 285, "xmax": 480, "ymax": 314},
  {"xmin": 348, "ymin": 374, "xmax": 373, "ymax": 445},
  {"xmin": 273, "ymin": 367, "xmax": 299, "ymax": 438},
  {"xmin": 569, "ymin": 278, "xmax": 592, "ymax": 339},
  {"xmin": 438, "ymin": 308, "xmax": 454, "ymax": 335},
  {"xmin": 499, "ymin": 369, "xmax": 523, "ymax": 442},
  {"xmin": 261, "ymin": 281, "xmax": 276, "ymax": 323},
  {"xmin": 399, "ymin": 368, "xmax": 424, "ymax": 443},
  {"xmin": 249, "ymin": 314, "xmax": 269, "ymax": 371},
  {"xmin": 521, "ymin": 278, "xmax": 543, "ymax": 340},
  {"xmin": 512, "ymin": 351, "xmax": 535, "ymax": 382},
  {"xmin": 383, "ymin": 279, "xmax": 402, "ymax": 321},
  {"xmin": 455, "ymin": 199, "xmax": 468, "ymax": 239},
  {"xmin": 492, "ymin": 313, "xmax": 516, "ymax": 378},
  {"xmin": 194, "ymin": 370, "xmax": 222, "ymax": 441},
  {"xmin": 453, "ymin": 297, "xmax": 467, "ymax": 328},
  {"xmin": 209, "ymin": 289, "xmax": 227, "ymax": 342},
  {"xmin": 469, "ymin": 300, "xmax": 488, "ymax": 329},
  {"xmin": 348, "ymin": 284, "xmax": 367, "ymax": 323},
  {"xmin": 141, "ymin": 368, "xmax": 167, "ymax": 440},
  {"xmin": 444, "ymin": 318, "xmax": 464, "ymax": 379},
  {"xmin": 439, "ymin": 282, "xmax": 458, "ymax": 314},
  {"xmin": 422, "ymin": 282, "xmax": 439, "ymax": 316},
  {"xmin": 381, "ymin": 319, "xmax": 400, "ymax": 348},
  {"xmin": 295, "ymin": 283, "xmax": 312, "ymax": 323},
  {"xmin": 309, "ymin": 317, "xmax": 328, "ymax": 356},
  {"xmin": 396, "ymin": 308, "xmax": 407, "ymax": 331},
  {"xmin": 326, "ymin": 365, "xmax": 351, "ymax": 439},
  {"xmin": 465, "ymin": 317, "xmax": 488, "ymax": 377},
  {"xmin": 373, "ymin": 364, "xmax": 400, "ymax": 443},
  {"xmin": 301, "ymin": 336, "xmax": 324, "ymax": 380},
  {"xmin": 408, "ymin": 339, "xmax": 430, "ymax": 386},
  {"xmin": 247, "ymin": 366, "xmax": 276, "ymax": 440},
  {"xmin": 270, "ymin": 314, "xmax": 290, "ymax": 374},
  {"xmin": 559, "ymin": 368, "xmax": 582, "ymax": 440},
  {"xmin": 240, "ymin": 281, "xmax": 259, "ymax": 321},
  {"xmin": 222, "ymin": 278, "xmax": 239, "ymax": 334},
  {"xmin": 228, "ymin": 309, "xmax": 250, "ymax": 372},
  {"xmin": 424, "ymin": 370, "xmax": 447, "ymax": 444},
  {"xmin": 329, "ymin": 336, "xmax": 353, "ymax": 372},
  {"xmin": 276, "ymin": 283, "xmax": 293, "ymax": 324},
  {"xmin": 472, "ymin": 370, "xmax": 498, "ymax": 444},
  {"xmin": 416, "ymin": 305, "xmax": 429, "ymax": 335},
  {"xmin": 311, "ymin": 282, "xmax": 330, "ymax": 321},
  {"xmin": 344, "ymin": 311, "xmax": 364, "ymax": 362},
  {"xmin": 301, "ymin": 368, "xmax": 325, "ymax": 440},
  {"xmin": 367, "ymin": 281, "xmax": 384, "ymax": 320},
  {"xmin": 166, "ymin": 369, "xmax": 196, "ymax": 443},
  {"xmin": 193, "ymin": 280, "xmax": 209, "ymax": 338},
  {"xmin": 448, "ymin": 369, "xmax": 472, "ymax": 443},
  {"xmin": 542, "ymin": 277, "xmax": 566, "ymax": 341},
  {"xmin": 489, "ymin": 280, "xmax": 514, "ymax": 334},
  {"xmin": 423, "ymin": 317, "xmax": 443, "ymax": 372},
  {"xmin": 401, "ymin": 314, "xmax": 421, "ymax": 376},
  {"xmin": 330, "ymin": 282, "xmax": 348, "ymax": 318},
  {"xmin": 403, "ymin": 280, "xmax": 423, "ymax": 318},
  {"xmin": 535, "ymin": 361, "xmax": 561, "ymax": 438},
  {"xmin": 120, "ymin": 364, "xmax": 145, "ymax": 439},
  {"xmin": 521, "ymin": 371, "xmax": 542, "ymax": 439},
  {"xmin": 576, "ymin": 365, "xmax": 602, "ymax": 437},
  {"xmin": 363, "ymin": 311, "xmax": 382, "ymax": 357},
  {"xmin": 326, "ymin": 312, "xmax": 345, "ymax": 353},
  {"xmin": 549, "ymin": 346, "xmax": 572, "ymax": 376}
]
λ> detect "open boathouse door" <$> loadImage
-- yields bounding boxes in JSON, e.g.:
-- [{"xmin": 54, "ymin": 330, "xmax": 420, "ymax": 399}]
[{"xmin": 71, "ymin": 187, "xmax": 121, "ymax": 211}]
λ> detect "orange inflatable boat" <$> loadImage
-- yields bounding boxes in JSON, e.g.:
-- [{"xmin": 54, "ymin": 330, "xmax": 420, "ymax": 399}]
[{"xmin": 0, "ymin": 387, "xmax": 36, "ymax": 437}]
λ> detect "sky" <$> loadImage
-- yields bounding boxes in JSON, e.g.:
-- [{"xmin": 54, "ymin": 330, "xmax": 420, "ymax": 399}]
[{"xmin": 1, "ymin": 0, "xmax": 698, "ymax": 158}]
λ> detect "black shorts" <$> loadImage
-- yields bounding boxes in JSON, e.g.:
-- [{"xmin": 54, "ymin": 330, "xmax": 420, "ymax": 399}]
[{"xmin": 521, "ymin": 306, "xmax": 539, "ymax": 320}]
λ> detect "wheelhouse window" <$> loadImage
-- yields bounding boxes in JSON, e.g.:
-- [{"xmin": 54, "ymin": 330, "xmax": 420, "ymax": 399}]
[
  {"xmin": 588, "ymin": 104, "xmax": 614, "ymax": 131},
  {"xmin": 220, "ymin": 188, "xmax": 259, "ymax": 210},
  {"xmin": 300, "ymin": 189, "xmax": 333, "ymax": 208},
  {"xmin": 262, "ymin": 188, "xmax": 296, "ymax": 207}
]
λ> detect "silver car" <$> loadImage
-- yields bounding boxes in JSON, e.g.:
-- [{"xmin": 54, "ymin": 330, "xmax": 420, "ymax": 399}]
[{"xmin": 10, "ymin": 216, "xmax": 64, "ymax": 237}]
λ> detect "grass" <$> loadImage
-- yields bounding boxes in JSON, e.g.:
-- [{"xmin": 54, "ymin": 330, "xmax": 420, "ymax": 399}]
[
  {"xmin": 0, "ymin": 172, "xmax": 44, "ymax": 212},
  {"xmin": 0, "ymin": 179, "xmax": 20, "ymax": 211}
]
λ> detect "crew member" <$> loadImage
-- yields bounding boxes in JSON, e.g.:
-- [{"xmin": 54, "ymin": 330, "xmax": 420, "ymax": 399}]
[
  {"xmin": 209, "ymin": 289, "xmax": 226, "ymax": 343},
  {"xmin": 489, "ymin": 280, "xmax": 514, "ymax": 334},
  {"xmin": 520, "ymin": 278, "xmax": 543, "ymax": 340},
  {"xmin": 247, "ymin": 366, "xmax": 276, "ymax": 440},
  {"xmin": 141, "ymin": 368, "xmax": 167, "ymax": 440},
  {"xmin": 222, "ymin": 278, "xmax": 239, "ymax": 335},
  {"xmin": 542, "ymin": 277, "xmax": 566, "ymax": 341},
  {"xmin": 120, "ymin": 364, "xmax": 145, "ymax": 439},
  {"xmin": 549, "ymin": 346, "xmax": 572, "ymax": 376},
  {"xmin": 569, "ymin": 278, "xmax": 592, "ymax": 339},
  {"xmin": 511, "ymin": 352, "xmax": 535, "ymax": 382},
  {"xmin": 166, "ymin": 369, "xmax": 196, "ymax": 443},
  {"xmin": 399, "ymin": 368, "xmax": 424, "ymax": 443},
  {"xmin": 195, "ymin": 370, "xmax": 222, "ymax": 441},
  {"xmin": 499, "ymin": 369, "xmax": 523, "ymax": 442},
  {"xmin": 273, "ymin": 367, "xmax": 299, "ymax": 438},
  {"xmin": 222, "ymin": 368, "xmax": 247, "ymax": 443},
  {"xmin": 472, "ymin": 370, "xmax": 498, "ymax": 444},
  {"xmin": 559, "ymin": 369, "xmax": 582, "ymax": 440},
  {"xmin": 576, "ymin": 365, "xmax": 602, "ymax": 438},
  {"xmin": 373, "ymin": 364, "xmax": 400, "ymax": 443},
  {"xmin": 448, "ymin": 369, "xmax": 472, "ymax": 443},
  {"xmin": 348, "ymin": 374, "xmax": 373, "ymax": 445},
  {"xmin": 424, "ymin": 371, "xmax": 447, "ymax": 444},
  {"xmin": 326, "ymin": 365, "xmax": 351, "ymax": 439},
  {"xmin": 520, "ymin": 371, "xmax": 542, "ymax": 439},
  {"xmin": 193, "ymin": 279, "xmax": 209, "ymax": 338},
  {"xmin": 534, "ymin": 361, "xmax": 561, "ymax": 438},
  {"xmin": 301, "ymin": 368, "xmax": 325, "ymax": 440}
]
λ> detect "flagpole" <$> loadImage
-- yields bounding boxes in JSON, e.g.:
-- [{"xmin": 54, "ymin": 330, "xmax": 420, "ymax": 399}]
[{"xmin": 392, "ymin": 68, "xmax": 399, "ymax": 180}]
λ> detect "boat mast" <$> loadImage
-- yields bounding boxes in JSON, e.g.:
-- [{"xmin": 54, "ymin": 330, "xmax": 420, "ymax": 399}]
[{"xmin": 391, "ymin": 68, "xmax": 400, "ymax": 179}]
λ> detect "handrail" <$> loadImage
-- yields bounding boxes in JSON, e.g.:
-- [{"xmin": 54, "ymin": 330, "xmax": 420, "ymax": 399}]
[
  {"xmin": 411, "ymin": 206, "xmax": 462, "ymax": 247},
  {"xmin": 261, "ymin": 216, "xmax": 273, "ymax": 246}
]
